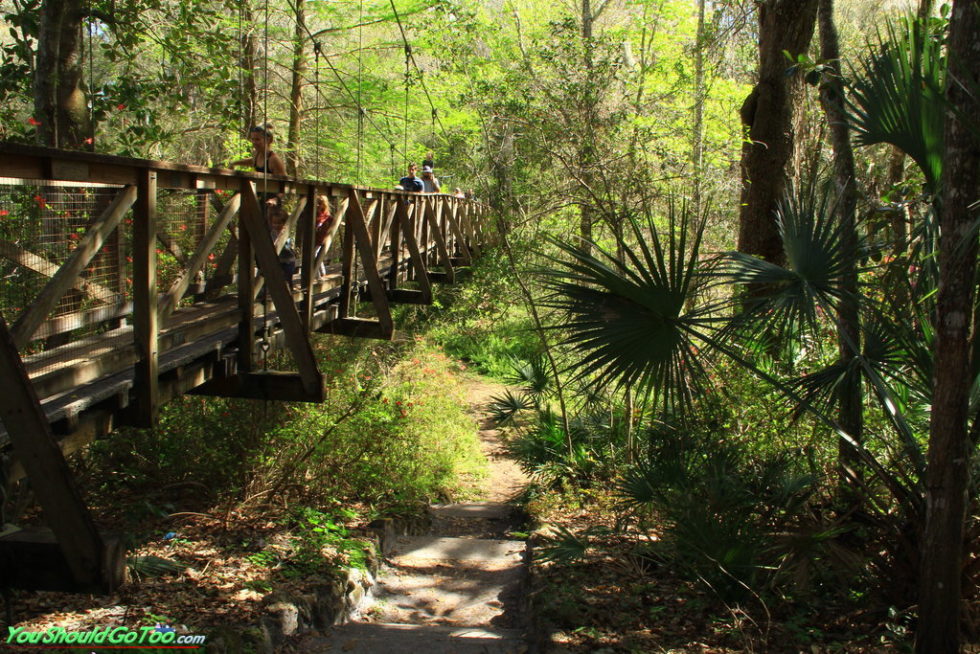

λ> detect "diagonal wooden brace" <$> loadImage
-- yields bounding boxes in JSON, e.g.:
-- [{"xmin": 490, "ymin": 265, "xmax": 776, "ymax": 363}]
[
  {"xmin": 0, "ymin": 314, "xmax": 122, "ymax": 590},
  {"xmin": 239, "ymin": 185, "xmax": 323, "ymax": 396},
  {"xmin": 424, "ymin": 198, "xmax": 455, "ymax": 283}
]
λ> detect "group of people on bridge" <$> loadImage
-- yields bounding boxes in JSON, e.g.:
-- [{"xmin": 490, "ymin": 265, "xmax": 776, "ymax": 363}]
[{"xmin": 226, "ymin": 123, "xmax": 473, "ymax": 283}]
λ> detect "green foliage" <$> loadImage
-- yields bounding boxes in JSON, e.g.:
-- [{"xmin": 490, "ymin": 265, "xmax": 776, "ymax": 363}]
[
  {"xmin": 618, "ymin": 425, "xmax": 818, "ymax": 602},
  {"xmin": 88, "ymin": 334, "xmax": 485, "ymax": 517},
  {"xmin": 539, "ymin": 200, "xmax": 715, "ymax": 417},
  {"xmin": 846, "ymin": 16, "xmax": 947, "ymax": 194}
]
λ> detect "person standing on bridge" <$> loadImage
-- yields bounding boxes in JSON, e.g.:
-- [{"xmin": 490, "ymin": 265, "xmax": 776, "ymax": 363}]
[
  {"xmin": 399, "ymin": 163, "xmax": 424, "ymax": 193},
  {"xmin": 229, "ymin": 124, "xmax": 288, "ymax": 236},
  {"xmin": 420, "ymin": 165, "xmax": 441, "ymax": 194},
  {"xmin": 229, "ymin": 124, "xmax": 287, "ymax": 178}
]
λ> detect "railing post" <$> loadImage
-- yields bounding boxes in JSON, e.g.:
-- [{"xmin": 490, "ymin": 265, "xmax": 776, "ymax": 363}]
[
  {"xmin": 388, "ymin": 193, "xmax": 402, "ymax": 288},
  {"xmin": 133, "ymin": 170, "xmax": 158, "ymax": 427},
  {"xmin": 238, "ymin": 180, "xmax": 256, "ymax": 373},
  {"xmin": 300, "ymin": 183, "xmax": 316, "ymax": 332}
]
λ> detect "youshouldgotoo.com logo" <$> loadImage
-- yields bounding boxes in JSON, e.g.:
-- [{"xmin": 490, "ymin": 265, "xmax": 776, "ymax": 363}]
[{"xmin": 3, "ymin": 624, "xmax": 207, "ymax": 649}]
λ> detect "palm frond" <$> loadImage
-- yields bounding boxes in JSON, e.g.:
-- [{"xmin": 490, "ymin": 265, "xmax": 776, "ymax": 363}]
[
  {"xmin": 846, "ymin": 17, "xmax": 945, "ymax": 193},
  {"xmin": 537, "ymin": 200, "xmax": 719, "ymax": 417},
  {"xmin": 487, "ymin": 389, "xmax": 536, "ymax": 426},
  {"xmin": 721, "ymin": 181, "xmax": 859, "ymax": 342}
]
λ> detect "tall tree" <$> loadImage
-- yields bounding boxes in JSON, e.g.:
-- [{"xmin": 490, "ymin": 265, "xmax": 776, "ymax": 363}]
[
  {"xmin": 736, "ymin": 0, "xmax": 819, "ymax": 264},
  {"xmin": 917, "ymin": 2, "xmax": 980, "ymax": 651},
  {"xmin": 816, "ymin": 0, "xmax": 862, "ymax": 486},
  {"xmin": 34, "ymin": 0, "xmax": 91, "ymax": 147},
  {"xmin": 285, "ymin": 0, "xmax": 307, "ymax": 176}
]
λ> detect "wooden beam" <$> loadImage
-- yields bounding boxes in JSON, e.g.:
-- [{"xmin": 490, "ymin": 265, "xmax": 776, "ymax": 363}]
[
  {"xmin": 424, "ymin": 197, "xmax": 455, "ymax": 283},
  {"xmin": 237, "ymin": 183, "xmax": 256, "ymax": 374},
  {"xmin": 11, "ymin": 185, "xmax": 137, "ymax": 348},
  {"xmin": 299, "ymin": 185, "xmax": 316, "ymax": 332},
  {"xmin": 251, "ymin": 196, "xmax": 307, "ymax": 300},
  {"xmin": 132, "ymin": 171, "xmax": 158, "ymax": 426},
  {"xmin": 239, "ymin": 184, "xmax": 322, "ymax": 396},
  {"xmin": 188, "ymin": 371, "xmax": 324, "ymax": 402},
  {"xmin": 395, "ymin": 198, "xmax": 432, "ymax": 304},
  {"xmin": 345, "ymin": 189, "xmax": 394, "ymax": 337},
  {"xmin": 159, "ymin": 192, "xmax": 241, "ymax": 321},
  {"xmin": 0, "ymin": 314, "xmax": 111, "ymax": 588},
  {"xmin": 0, "ymin": 239, "xmax": 118, "ymax": 304},
  {"xmin": 312, "ymin": 195, "xmax": 348, "ymax": 275},
  {"xmin": 446, "ymin": 202, "xmax": 473, "ymax": 265}
]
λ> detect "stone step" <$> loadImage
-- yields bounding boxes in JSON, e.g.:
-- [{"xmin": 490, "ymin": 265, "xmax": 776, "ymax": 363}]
[
  {"xmin": 371, "ymin": 559, "xmax": 525, "ymax": 627},
  {"xmin": 427, "ymin": 502, "xmax": 522, "ymax": 539},
  {"xmin": 294, "ymin": 622, "xmax": 527, "ymax": 653},
  {"xmin": 428, "ymin": 502, "xmax": 513, "ymax": 520},
  {"xmin": 388, "ymin": 535, "xmax": 525, "ymax": 565}
]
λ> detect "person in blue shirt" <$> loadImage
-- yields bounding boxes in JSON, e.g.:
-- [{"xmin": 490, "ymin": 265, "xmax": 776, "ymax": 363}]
[{"xmin": 398, "ymin": 163, "xmax": 424, "ymax": 193}]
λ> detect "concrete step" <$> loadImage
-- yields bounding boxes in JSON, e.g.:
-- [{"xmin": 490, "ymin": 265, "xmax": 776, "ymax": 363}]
[
  {"xmin": 294, "ymin": 622, "xmax": 527, "ymax": 653},
  {"xmin": 427, "ymin": 503, "xmax": 522, "ymax": 539},
  {"xmin": 371, "ymin": 559, "xmax": 525, "ymax": 627},
  {"xmin": 388, "ymin": 535, "xmax": 525, "ymax": 565},
  {"xmin": 428, "ymin": 502, "xmax": 513, "ymax": 520}
]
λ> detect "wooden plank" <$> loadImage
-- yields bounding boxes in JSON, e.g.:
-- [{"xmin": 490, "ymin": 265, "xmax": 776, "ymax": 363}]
[
  {"xmin": 159, "ymin": 193, "xmax": 241, "ymax": 321},
  {"xmin": 446, "ymin": 202, "xmax": 473, "ymax": 265},
  {"xmin": 0, "ymin": 238, "xmax": 118, "ymax": 303},
  {"xmin": 132, "ymin": 171, "xmax": 158, "ymax": 426},
  {"xmin": 188, "ymin": 371, "xmax": 324, "ymax": 402},
  {"xmin": 424, "ymin": 197, "xmax": 456, "ymax": 284},
  {"xmin": 0, "ymin": 314, "xmax": 108, "ymax": 588},
  {"xmin": 237, "ymin": 182, "xmax": 256, "ymax": 373},
  {"xmin": 395, "ymin": 198, "xmax": 432, "ymax": 304},
  {"xmin": 33, "ymin": 301, "xmax": 132, "ymax": 341},
  {"xmin": 10, "ymin": 185, "xmax": 137, "ymax": 348},
  {"xmin": 239, "ymin": 184, "xmax": 322, "ymax": 396},
  {"xmin": 300, "ymin": 184, "xmax": 316, "ymax": 332},
  {"xmin": 345, "ymin": 189, "xmax": 394, "ymax": 337}
]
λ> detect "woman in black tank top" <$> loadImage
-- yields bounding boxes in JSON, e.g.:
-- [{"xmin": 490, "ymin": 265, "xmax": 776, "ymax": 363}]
[{"xmin": 229, "ymin": 124, "xmax": 286, "ymax": 176}]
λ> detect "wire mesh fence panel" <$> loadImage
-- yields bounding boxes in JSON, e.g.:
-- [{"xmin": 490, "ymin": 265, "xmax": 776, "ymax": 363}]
[{"xmin": 0, "ymin": 179, "xmax": 133, "ymax": 378}]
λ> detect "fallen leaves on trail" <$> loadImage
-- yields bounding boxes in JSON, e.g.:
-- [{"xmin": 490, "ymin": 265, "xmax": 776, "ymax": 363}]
[
  {"xmin": 527, "ymin": 488, "xmax": 906, "ymax": 653},
  {"xmin": 7, "ymin": 512, "xmax": 353, "ymax": 641}
]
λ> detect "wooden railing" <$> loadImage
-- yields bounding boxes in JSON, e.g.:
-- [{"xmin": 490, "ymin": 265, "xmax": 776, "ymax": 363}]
[{"xmin": 0, "ymin": 142, "xmax": 493, "ymax": 591}]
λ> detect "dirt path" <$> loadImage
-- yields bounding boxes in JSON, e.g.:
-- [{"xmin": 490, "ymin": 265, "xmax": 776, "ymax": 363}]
[
  {"xmin": 463, "ymin": 375, "xmax": 530, "ymax": 503},
  {"xmin": 292, "ymin": 374, "xmax": 532, "ymax": 653}
]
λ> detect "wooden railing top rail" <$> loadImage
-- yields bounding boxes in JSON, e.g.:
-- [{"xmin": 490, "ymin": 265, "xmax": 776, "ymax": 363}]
[{"xmin": 0, "ymin": 142, "xmax": 489, "ymax": 206}]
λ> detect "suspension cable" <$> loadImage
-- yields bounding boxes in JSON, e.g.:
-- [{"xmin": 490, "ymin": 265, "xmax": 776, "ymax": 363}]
[
  {"xmin": 387, "ymin": 0, "xmax": 448, "ymax": 138},
  {"xmin": 356, "ymin": 0, "xmax": 365, "ymax": 181},
  {"xmin": 281, "ymin": 0, "xmax": 408, "ymax": 166}
]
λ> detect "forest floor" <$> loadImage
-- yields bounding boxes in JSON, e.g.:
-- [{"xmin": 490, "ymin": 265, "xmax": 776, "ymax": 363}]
[{"xmin": 0, "ymin": 372, "xmax": 529, "ymax": 653}]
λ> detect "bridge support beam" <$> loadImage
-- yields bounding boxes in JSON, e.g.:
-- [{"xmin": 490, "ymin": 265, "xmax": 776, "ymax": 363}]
[{"xmin": 0, "ymin": 314, "xmax": 124, "ymax": 591}]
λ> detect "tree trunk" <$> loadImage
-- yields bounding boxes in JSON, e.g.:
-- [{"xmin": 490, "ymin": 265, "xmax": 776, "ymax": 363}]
[
  {"xmin": 285, "ymin": 0, "xmax": 307, "ymax": 177},
  {"xmin": 240, "ymin": 2, "xmax": 258, "ymax": 133},
  {"xmin": 691, "ymin": 0, "xmax": 707, "ymax": 220},
  {"xmin": 817, "ymin": 0, "xmax": 863, "ymax": 490},
  {"xmin": 736, "ymin": 0, "xmax": 818, "ymax": 264},
  {"xmin": 917, "ymin": 2, "xmax": 980, "ymax": 651},
  {"xmin": 578, "ymin": 0, "xmax": 597, "ymax": 255},
  {"xmin": 34, "ymin": 0, "xmax": 89, "ymax": 148}
]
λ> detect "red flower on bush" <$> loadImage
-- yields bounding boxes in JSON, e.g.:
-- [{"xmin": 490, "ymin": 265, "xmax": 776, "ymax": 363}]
[
  {"xmin": 116, "ymin": 103, "xmax": 126, "ymax": 110},
  {"xmin": 0, "ymin": 210, "xmax": 8, "ymax": 217},
  {"xmin": 33, "ymin": 195, "xmax": 47, "ymax": 209},
  {"xmin": 84, "ymin": 137, "xmax": 94, "ymax": 145},
  {"xmin": 27, "ymin": 117, "xmax": 41, "ymax": 126}
]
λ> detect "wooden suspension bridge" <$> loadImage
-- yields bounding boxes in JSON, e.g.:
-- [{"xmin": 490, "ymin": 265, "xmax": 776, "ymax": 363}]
[{"xmin": 0, "ymin": 142, "xmax": 494, "ymax": 593}]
